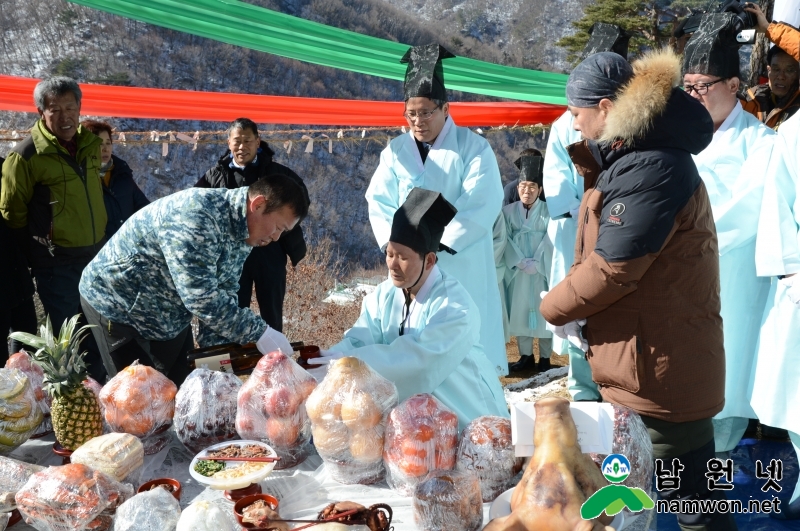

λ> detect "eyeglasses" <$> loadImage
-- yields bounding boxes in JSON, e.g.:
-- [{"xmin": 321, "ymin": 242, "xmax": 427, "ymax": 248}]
[
  {"xmin": 403, "ymin": 106, "xmax": 440, "ymax": 122},
  {"xmin": 682, "ymin": 78, "xmax": 725, "ymax": 95}
]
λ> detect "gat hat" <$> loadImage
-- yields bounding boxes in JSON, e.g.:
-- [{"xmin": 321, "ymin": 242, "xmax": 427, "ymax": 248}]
[
  {"xmin": 683, "ymin": 13, "xmax": 742, "ymax": 79},
  {"xmin": 389, "ymin": 187, "xmax": 457, "ymax": 255},
  {"xmin": 515, "ymin": 154, "xmax": 545, "ymax": 187},
  {"xmin": 583, "ymin": 23, "xmax": 631, "ymax": 59},
  {"xmin": 400, "ymin": 44, "xmax": 456, "ymax": 102}
]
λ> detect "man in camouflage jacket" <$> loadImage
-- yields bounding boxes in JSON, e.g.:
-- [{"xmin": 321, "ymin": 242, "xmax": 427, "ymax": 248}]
[{"xmin": 79, "ymin": 176, "xmax": 309, "ymax": 383}]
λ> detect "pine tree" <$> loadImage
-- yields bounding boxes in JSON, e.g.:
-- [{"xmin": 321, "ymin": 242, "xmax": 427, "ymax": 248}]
[{"xmin": 557, "ymin": 0, "xmax": 710, "ymax": 64}]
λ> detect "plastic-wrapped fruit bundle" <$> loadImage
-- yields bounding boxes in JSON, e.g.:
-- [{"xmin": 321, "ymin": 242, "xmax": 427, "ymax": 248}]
[
  {"xmin": 456, "ymin": 416, "xmax": 524, "ymax": 502},
  {"xmin": 412, "ymin": 469, "xmax": 483, "ymax": 531},
  {"xmin": 0, "ymin": 456, "xmax": 45, "ymax": 512},
  {"xmin": 112, "ymin": 487, "xmax": 180, "ymax": 531},
  {"xmin": 71, "ymin": 433, "xmax": 144, "ymax": 485},
  {"xmin": 0, "ymin": 369, "xmax": 44, "ymax": 454},
  {"xmin": 306, "ymin": 357, "xmax": 398, "ymax": 484},
  {"xmin": 177, "ymin": 500, "xmax": 237, "ymax": 531},
  {"xmin": 15, "ymin": 463, "xmax": 134, "ymax": 531},
  {"xmin": 5, "ymin": 352, "xmax": 52, "ymax": 437},
  {"xmin": 175, "ymin": 368, "xmax": 241, "ymax": 454},
  {"xmin": 99, "ymin": 361, "xmax": 177, "ymax": 454},
  {"xmin": 235, "ymin": 351, "xmax": 317, "ymax": 469},
  {"xmin": 383, "ymin": 393, "xmax": 459, "ymax": 495}
]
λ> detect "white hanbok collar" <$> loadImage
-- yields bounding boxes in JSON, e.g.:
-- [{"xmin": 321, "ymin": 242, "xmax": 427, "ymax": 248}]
[
  {"xmin": 408, "ymin": 116, "xmax": 455, "ymax": 173},
  {"xmin": 412, "ymin": 264, "xmax": 440, "ymax": 305},
  {"xmin": 517, "ymin": 199, "xmax": 538, "ymax": 219},
  {"xmin": 397, "ymin": 265, "xmax": 441, "ymax": 334},
  {"xmin": 715, "ymin": 101, "xmax": 742, "ymax": 136}
]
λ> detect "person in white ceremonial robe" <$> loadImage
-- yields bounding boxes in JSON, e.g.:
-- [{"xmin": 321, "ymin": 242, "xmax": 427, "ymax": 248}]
[
  {"xmin": 682, "ymin": 22, "xmax": 775, "ymax": 453},
  {"xmin": 750, "ymin": 110, "xmax": 800, "ymax": 520},
  {"xmin": 314, "ymin": 188, "xmax": 508, "ymax": 430},
  {"xmin": 504, "ymin": 151, "xmax": 554, "ymax": 373},
  {"xmin": 365, "ymin": 43, "xmax": 507, "ymax": 376}
]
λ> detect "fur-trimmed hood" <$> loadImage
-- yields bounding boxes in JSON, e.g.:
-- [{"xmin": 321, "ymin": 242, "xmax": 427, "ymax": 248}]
[{"xmin": 600, "ymin": 48, "xmax": 713, "ymax": 154}]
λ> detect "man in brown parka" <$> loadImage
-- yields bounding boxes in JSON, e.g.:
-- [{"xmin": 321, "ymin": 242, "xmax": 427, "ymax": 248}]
[{"xmin": 541, "ymin": 48, "xmax": 736, "ymax": 531}]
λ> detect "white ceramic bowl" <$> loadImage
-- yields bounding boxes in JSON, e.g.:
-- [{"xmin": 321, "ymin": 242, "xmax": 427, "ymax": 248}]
[
  {"xmin": 488, "ymin": 487, "xmax": 626, "ymax": 529},
  {"xmin": 189, "ymin": 440, "xmax": 277, "ymax": 491}
]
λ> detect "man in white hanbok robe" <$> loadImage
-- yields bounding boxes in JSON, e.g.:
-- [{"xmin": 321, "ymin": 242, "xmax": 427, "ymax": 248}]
[
  {"xmin": 492, "ymin": 214, "xmax": 511, "ymax": 343},
  {"xmin": 541, "ymin": 111, "xmax": 600, "ymax": 400},
  {"xmin": 319, "ymin": 187, "xmax": 508, "ymax": 430},
  {"xmin": 751, "ymin": 110, "xmax": 800, "ymax": 519},
  {"xmin": 366, "ymin": 44, "xmax": 506, "ymax": 375},
  {"xmin": 685, "ymin": 66, "xmax": 775, "ymax": 452},
  {"xmin": 503, "ymin": 196, "xmax": 553, "ymax": 370}
]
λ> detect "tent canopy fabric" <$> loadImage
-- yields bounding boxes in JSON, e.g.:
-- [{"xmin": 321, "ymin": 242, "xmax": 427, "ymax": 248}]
[
  {"xmin": 0, "ymin": 75, "xmax": 566, "ymax": 126},
  {"xmin": 67, "ymin": 0, "xmax": 569, "ymax": 105}
]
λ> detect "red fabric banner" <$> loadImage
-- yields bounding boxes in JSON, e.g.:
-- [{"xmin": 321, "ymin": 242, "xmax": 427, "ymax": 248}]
[{"xmin": 0, "ymin": 75, "xmax": 565, "ymax": 127}]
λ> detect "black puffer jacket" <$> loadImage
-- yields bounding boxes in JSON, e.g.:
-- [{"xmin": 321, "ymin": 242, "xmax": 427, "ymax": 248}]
[
  {"xmin": 195, "ymin": 141, "xmax": 309, "ymax": 266},
  {"xmin": 0, "ymin": 157, "xmax": 35, "ymax": 309},
  {"xmin": 102, "ymin": 155, "xmax": 150, "ymax": 240}
]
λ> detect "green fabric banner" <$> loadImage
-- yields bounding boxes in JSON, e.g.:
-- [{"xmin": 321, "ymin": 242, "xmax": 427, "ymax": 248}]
[{"xmin": 68, "ymin": 0, "xmax": 568, "ymax": 105}]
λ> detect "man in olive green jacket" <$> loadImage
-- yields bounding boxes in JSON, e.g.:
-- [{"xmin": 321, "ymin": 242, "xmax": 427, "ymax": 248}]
[{"xmin": 0, "ymin": 76, "xmax": 106, "ymax": 379}]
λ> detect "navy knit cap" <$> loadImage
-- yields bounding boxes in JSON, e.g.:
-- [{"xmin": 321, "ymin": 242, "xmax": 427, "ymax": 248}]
[{"xmin": 566, "ymin": 52, "xmax": 634, "ymax": 108}]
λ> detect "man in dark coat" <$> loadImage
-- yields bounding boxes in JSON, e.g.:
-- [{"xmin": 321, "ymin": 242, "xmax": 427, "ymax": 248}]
[
  {"xmin": 195, "ymin": 118, "xmax": 309, "ymax": 332},
  {"xmin": 0, "ymin": 157, "xmax": 37, "ymax": 363}
]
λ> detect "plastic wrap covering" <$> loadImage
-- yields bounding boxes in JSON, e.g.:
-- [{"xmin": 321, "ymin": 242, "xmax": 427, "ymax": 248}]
[
  {"xmin": 99, "ymin": 361, "xmax": 177, "ymax": 454},
  {"xmin": 589, "ymin": 403, "xmax": 654, "ymax": 500},
  {"xmin": 15, "ymin": 463, "xmax": 134, "ymax": 531},
  {"xmin": 306, "ymin": 357, "xmax": 398, "ymax": 484},
  {"xmin": 0, "ymin": 369, "xmax": 44, "ymax": 454},
  {"xmin": 456, "ymin": 415, "xmax": 523, "ymax": 502},
  {"xmin": 383, "ymin": 394, "xmax": 459, "ymax": 495},
  {"xmin": 175, "ymin": 368, "xmax": 241, "ymax": 454},
  {"xmin": 112, "ymin": 487, "xmax": 181, "ymax": 531},
  {"xmin": 176, "ymin": 500, "xmax": 237, "ymax": 531},
  {"xmin": 235, "ymin": 351, "xmax": 316, "ymax": 468},
  {"xmin": 0, "ymin": 456, "xmax": 45, "ymax": 512},
  {"xmin": 5, "ymin": 352, "xmax": 52, "ymax": 436},
  {"xmin": 70, "ymin": 433, "xmax": 144, "ymax": 484},
  {"xmin": 0, "ymin": 512, "xmax": 8, "ymax": 530},
  {"xmin": 412, "ymin": 469, "xmax": 483, "ymax": 531}
]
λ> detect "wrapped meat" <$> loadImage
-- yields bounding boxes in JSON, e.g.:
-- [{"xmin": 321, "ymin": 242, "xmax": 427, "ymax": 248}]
[
  {"xmin": 484, "ymin": 397, "xmax": 612, "ymax": 531},
  {"xmin": 15, "ymin": 463, "xmax": 134, "ymax": 531},
  {"xmin": 112, "ymin": 487, "xmax": 180, "ymax": 531},
  {"xmin": 589, "ymin": 404, "xmax": 654, "ymax": 505},
  {"xmin": 412, "ymin": 469, "xmax": 483, "ymax": 531},
  {"xmin": 383, "ymin": 394, "xmax": 459, "ymax": 495},
  {"xmin": 5, "ymin": 352, "xmax": 52, "ymax": 436},
  {"xmin": 175, "ymin": 368, "xmax": 241, "ymax": 453},
  {"xmin": 176, "ymin": 500, "xmax": 237, "ymax": 531},
  {"xmin": 0, "ymin": 456, "xmax": 45, "ymax": 512},
  {"xmin": 456, "ymin": 416, "xmax": 523, "ymax": 502},
  {"xmin": 0, "ymin": 369, "xmax": 44, "ymax": 454},
  {"xmin": 306, "ymin": 357, "xmax": 398, "ymax": 484},
  {"xmin": 71, "ymin": 433, "xmax": 144, "ymax": 484},
  {"xmin": 235, "ymin": 351, "xmax": 316, "ymax": 468},
  {"xmin": 99, "ymin": 361, "xmax": 177, "ymax": 454}
]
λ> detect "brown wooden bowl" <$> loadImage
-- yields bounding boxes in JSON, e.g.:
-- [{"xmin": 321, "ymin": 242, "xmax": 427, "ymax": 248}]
[
  {"xmin": 297, "ymin": 345, "xmax": 322, "ymax": 369},
  {"xmin": 137, "ymin": 478, "xmax": 182, "ymax": 501},
  {"xmin": 233, "ymin": 493, "xmax": 280, "ymax": 529},
  {"xmin": 52, "ymin": 441, "xmax": 73, "ymax": 465},
  {"xmin": 224, "ymin": 482, "xmax": 262, "ymax": 502},
  {"xmin": 8, "ymin": 509, "xmax": 22, "ymax": 527}
]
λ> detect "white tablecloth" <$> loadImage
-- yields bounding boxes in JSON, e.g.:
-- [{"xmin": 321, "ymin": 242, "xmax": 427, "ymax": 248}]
[{"xmin": 6, "ymin": 430, "xmax": 654, "ymax": 530}]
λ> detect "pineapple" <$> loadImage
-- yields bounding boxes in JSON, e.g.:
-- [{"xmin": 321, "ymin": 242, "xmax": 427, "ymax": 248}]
[{"xmin": 9, "ymin": 315, "xmax": 103, "ymax": 450}]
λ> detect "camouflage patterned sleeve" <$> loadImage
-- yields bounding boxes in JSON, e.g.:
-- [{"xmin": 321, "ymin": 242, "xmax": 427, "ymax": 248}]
[{"xmin": 158, "ymin": 196, "xmax": 266, "ymax": 345}]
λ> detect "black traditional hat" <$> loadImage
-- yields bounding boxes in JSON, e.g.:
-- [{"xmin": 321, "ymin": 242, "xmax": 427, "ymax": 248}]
[
  {"xmin": 583, "ymin": 23, "xmax": 631, "ymax": 59},
  {"xmin": 515, "ymin": 154, "xmax": 545, "ymax": 187},
  {"xmin": 683, "ymin": 13, "xmax": 742, "ymax": 79},
  {"xmin": 389, "ymin": 187, "xmax": 457, "ymax": 255},
  {"xmin": 400, "ymin": 44, "xmax": 456, "ymax": 101}
]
